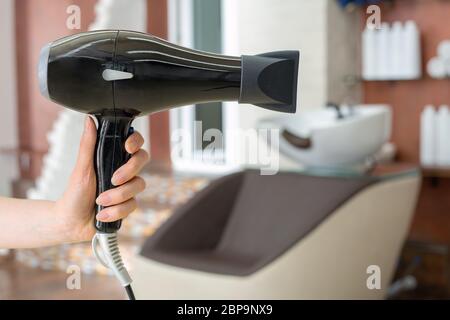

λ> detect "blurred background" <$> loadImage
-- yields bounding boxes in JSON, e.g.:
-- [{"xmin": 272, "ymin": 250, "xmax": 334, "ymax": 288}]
[{"xmin": 0, "ymin": 0, "xmax": 450, "ymax": 299}]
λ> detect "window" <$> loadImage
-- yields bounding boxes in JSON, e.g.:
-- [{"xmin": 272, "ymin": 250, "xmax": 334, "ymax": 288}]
[{"xmin": 169, "ymin": 0, "xmax": 239, "ymax": 174}]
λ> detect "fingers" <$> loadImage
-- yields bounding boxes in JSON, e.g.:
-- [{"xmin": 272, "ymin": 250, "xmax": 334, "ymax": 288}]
[
  {"xmin": 94, "ymin": 129, "xmax": 148, "ymax": 223},
  {"xmin": 74, "ymin": 117, "xmax": 97, "ymax": 172},
  {"xmin": 96, "ymin": 198, "xmax": 137, "ymax": 222},
  {"xmin": 125, "ymin": 131, "xmax": 144, "ymax": 154},
  {"xmin": 96, "ymin": 176, "xmax": 146, "ymax": 207},
  {"xmin": 111, "ymin": 149, "xmax": 149, "ymax": 186}
]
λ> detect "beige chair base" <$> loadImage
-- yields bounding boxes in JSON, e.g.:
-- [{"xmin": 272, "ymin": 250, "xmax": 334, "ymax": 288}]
[{"xmin": 132, "ymin": 175, "xmax": 420, "ymax": 299}]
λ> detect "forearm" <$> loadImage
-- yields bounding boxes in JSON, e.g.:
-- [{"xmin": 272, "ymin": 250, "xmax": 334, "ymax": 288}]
[{"xmin": 0, "ymin": 197, "xmax": 74, "ymax": 248}]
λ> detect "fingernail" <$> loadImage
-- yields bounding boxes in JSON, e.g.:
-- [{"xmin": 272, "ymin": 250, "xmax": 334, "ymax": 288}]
[
  {"xmin": 111, "ymin": 172, "xmax": 123, "ymax": 186},
  {"xmin": 96, "ymin": 193, "xmax": 111, "ymax": 205},
  {"xmin": 96, "ymin": 211, "xmax": 110, "ymax": 221},
  {"xmin": 128, "ymin": 137, "xmax": 137, "ymax": 150}
]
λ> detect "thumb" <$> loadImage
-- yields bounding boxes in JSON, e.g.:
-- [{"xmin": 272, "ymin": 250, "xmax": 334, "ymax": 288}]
[{"xmin": 74, "ymin": 116, "xmax": 97, "ymax": 174}]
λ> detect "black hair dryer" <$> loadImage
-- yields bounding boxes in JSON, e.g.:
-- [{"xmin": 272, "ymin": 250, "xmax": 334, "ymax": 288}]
[{"xmin": 38, "ymin": 30, "xmax": 299, "ymax": 298}]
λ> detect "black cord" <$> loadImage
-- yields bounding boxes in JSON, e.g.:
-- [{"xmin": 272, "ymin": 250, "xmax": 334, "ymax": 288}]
[{"xmin": 125, "ymin": 284, "xmax": 136, "ymax": 300}]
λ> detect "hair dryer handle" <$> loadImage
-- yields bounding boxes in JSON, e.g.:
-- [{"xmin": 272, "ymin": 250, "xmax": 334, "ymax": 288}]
[{"xmin": 94, "ymin": 113, "xmax": 135, "ymax": 233}]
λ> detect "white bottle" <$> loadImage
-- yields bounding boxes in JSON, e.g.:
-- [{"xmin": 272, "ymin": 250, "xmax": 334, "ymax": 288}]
[
  {"xmin": 446, "ymin": 58, "xmax": 450, "ymax": 77},
  {"xmin": 436, "ymin": 105, "xmax": 450, "ymax": 166},
  {"xmin": 403, "ymin": 21, "xmax": 422, "ymax": 80},
  {"xmin": 437, "ymin": 40, "xmax": 450, "ymax": 60},
  {"xmin": 362, "ymin": 27, "xmax": 377, "ymax": 80},
  {"xmin": 391, "ymin": 21, "xmax": 403, "ymax": 79},
  {"xmin": 427, "ymin": 56, "xmax": 447, "ymax": 79},
  {"xmin": 377, "ymin": 22, "xmax": 390, "ymax": 80},
  {"xmin": 420, "ymin": 105, "xmax": 436, "ymax": 166},
  {"xmin": 437, "ymin": 40, "xmax": 450, "ymax": 77}
]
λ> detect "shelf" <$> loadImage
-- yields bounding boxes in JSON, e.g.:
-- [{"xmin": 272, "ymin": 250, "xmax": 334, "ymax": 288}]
[{"xmin": 421, "ymin": 166, "xmax": 450, "ymax": 178}]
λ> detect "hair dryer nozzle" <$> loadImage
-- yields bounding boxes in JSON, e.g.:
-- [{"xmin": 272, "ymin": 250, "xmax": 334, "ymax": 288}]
[{"xmin": 240, "ymin": 51, "xmax": 299, "ymax": 113}]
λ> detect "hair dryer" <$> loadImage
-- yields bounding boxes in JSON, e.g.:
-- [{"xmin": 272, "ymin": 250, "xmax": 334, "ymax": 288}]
[{"xmin": 38, "ymin": 30, "xmax": 299, "ymax": 299}]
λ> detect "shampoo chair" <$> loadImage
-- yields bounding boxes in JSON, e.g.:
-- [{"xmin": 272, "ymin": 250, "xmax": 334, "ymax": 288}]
[{"xmin": 133, "ymin": 169, "xmax": 420, "ymax": 299}]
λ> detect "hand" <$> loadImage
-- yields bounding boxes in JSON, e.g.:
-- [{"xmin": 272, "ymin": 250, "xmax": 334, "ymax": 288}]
[{"xmin": 55, "ymin": 117, "xmax": 149, "ymax": 242}]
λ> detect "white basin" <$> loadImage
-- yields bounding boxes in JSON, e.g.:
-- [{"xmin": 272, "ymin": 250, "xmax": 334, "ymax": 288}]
[{"xmin": 258, "ymin": 105, "xmax": 392, "ymax": 168}]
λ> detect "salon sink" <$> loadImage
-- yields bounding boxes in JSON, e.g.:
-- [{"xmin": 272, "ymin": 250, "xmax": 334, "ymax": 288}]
[{"xmin": 258, "ymin": 105, "xmax": 391, "ymax": 168}]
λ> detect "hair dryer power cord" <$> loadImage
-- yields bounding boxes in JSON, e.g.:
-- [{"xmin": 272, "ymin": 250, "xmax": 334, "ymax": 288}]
[{"xmin": 91, "ymin": 232, "xmax": 135, "ymax": 300}]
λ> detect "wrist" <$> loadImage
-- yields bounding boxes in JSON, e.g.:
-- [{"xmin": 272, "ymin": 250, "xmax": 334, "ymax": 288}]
[
  {"xmin": 54, "ymin": 198, "xmax": 95, "ymax": 243},
  {"xmin": 52, "ymin": 199, "xmax": 76, "ymax": 243}
]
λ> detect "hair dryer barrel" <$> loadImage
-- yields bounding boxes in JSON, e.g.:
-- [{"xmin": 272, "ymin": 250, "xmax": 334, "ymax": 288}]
[
  {"xmin": 38, "ymin": 30, "xmax": 299, "ymax": 115},
  {"xmin": 112, "ymin": 30, "xmax": 241, "ymax": 113}
]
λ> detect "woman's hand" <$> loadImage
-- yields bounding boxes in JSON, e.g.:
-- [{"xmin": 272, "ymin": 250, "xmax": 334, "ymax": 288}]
[{"xmin": 55, "ymin": 117, "xmax": 149, "ymax": 242}]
